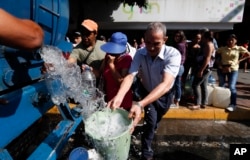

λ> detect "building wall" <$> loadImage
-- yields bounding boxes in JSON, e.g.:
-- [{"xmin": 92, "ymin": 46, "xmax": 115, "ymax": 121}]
[{"xmin": 67, "ymin": 0, "xmax": 249, "ymax": 46}]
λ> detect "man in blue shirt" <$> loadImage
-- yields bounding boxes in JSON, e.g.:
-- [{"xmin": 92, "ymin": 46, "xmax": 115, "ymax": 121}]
[{"xmin": 107, "ymin": 22, "xmax": 181, "ymax": 160}]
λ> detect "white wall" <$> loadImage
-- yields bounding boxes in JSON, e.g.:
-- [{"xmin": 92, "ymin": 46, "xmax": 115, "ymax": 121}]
[
  {"xmin": 111, "ymin": 0, "xmax": 245, "ymax": 22},
  {"xmin": 77, "ymin": 0, "xmax": 246, "ymax": 30}
]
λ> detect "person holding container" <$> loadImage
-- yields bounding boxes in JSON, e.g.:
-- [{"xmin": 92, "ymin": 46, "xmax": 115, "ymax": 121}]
[{"xmin": 107, "ymin": 22, "xmax": 181, "ymax": 160}]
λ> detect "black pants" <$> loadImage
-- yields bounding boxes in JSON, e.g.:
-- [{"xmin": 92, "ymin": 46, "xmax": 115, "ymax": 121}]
[{"xmin": 140, "ymin": 88, "xmax": 174, "ymax": 158}]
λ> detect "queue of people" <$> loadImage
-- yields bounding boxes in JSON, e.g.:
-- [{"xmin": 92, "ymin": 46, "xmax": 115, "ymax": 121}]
[
  {"xmin": 170, "ymin": 30, "xmax": 187, "ymax": 108},
  {"xmin": 188, "ymin": 31, "xmax": 215, "ymax": 110},
  {"xmin": 2, "ymin": 6, "xmax": 250, "ymax": 160},
  {"xmin": 216, "ymin": 34, "xmax": 250, "ymax": 112},
  {"xmin": 65, "ymin": 18, "xmax": 250, "ymax": 159},
  {"xmin": 172, "ymin": 30, "xmax": 250, "ymax": 113},
  {"xmin": 67, "ymin": 20, "xmax": 181, "ymax": 160}
]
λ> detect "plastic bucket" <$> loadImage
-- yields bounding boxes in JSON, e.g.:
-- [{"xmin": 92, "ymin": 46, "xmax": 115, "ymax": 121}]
[
  {"xmin": 84, "ymin": 108, "xmax": 132, "ymax": 160},
  {"xmin": 69, "ymin": 147, "xmax": 88, "ymax": 160}
]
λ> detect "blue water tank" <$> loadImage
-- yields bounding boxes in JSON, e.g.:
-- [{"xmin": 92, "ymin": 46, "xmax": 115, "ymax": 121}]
[
  {"xmin": 0, "ymin": 0, "xmax": 70, "ymax": 49},
  {"xmin": 0, "ymin": 0, "xmax": 72, "ymax": 91}
]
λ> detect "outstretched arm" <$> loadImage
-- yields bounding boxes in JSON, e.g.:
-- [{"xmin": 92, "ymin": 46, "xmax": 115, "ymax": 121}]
[{"xmin": 0, "ymin": 9, "xmax": 44, "ymax": 50}]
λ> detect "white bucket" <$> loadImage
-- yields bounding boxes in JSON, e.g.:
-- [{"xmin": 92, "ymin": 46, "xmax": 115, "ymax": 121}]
[{"xmin": 212, "ymin": 87, "xmax": 231, "ymax": 108}]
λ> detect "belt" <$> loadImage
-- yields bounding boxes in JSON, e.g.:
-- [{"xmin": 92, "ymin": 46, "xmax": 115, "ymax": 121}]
[{"xmin": 222, "ymin": 64, "xmax": 231, "ymax": 67}]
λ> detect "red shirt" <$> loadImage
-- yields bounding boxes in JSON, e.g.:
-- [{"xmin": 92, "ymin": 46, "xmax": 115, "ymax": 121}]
[
  {"xmin": 103, "ymin": 53, "xmax": 133, "ymax": 111},
  {"xmin": 242, "ymin": 43, "xmax": 248, "ymax": 49}
]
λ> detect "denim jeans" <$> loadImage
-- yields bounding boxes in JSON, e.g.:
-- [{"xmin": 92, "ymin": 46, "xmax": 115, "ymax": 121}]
[
  {"xmin": 192, "ymin": 69, "xmax": 211, "ymax": 105},
  {"xmin": 173, "ymin": 65, "xmax": 185, "ymax": 101},
  {"xmin": 217, "ymin": 69, "xmax": 238, "ymax": 105}
]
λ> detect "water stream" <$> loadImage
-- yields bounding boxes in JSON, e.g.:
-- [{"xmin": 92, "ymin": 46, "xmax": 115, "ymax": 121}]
[{"xmin": 40, "ymin": 45, "xmax": 132, "ymax": 159}]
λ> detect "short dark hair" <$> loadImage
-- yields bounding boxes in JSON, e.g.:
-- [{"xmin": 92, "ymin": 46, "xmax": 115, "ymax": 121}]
[
  {"xmin": 228, "ymin": 34, "xmax": 237, "ymax": 40},
  {"xmin": 74, "ymin": 31, "xmax": 81, "ymax": 37},
  {"xmin": 203, "ymin": 31, "xmax": 214, "ymax": 41}
]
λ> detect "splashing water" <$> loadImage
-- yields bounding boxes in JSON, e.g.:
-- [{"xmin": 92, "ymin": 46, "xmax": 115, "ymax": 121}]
[
  {"xmin": 85, "ymin": 108, "xmax": 132, "ymax": 160},
  {"xmin": 40, "ymin": 45, "xmax": 106, "ymax": 116},
  {"xmin": 40, "ymin": 46, "xmax": 132, "ymax": 159}
]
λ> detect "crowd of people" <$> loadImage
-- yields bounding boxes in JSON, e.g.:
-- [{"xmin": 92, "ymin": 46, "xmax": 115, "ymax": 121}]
[
  {"xmin": 65, "ymin": 18, "xmax": 250, "ymax": 159},
  {"xmin": 3, "ymin": 6, "xmax": 249, "ymax": 159},
  {"xmin": 67, "ymin": 19, "xmax": 181, "ymax": 160}
]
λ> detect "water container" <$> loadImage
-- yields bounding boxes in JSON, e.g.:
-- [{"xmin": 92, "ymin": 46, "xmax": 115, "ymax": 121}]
[
  {"xmin": 84, "ymin": 108, "xmax": 132, "ymax": 160},
  {"xmin": 69, "ymin": 147, "xmax": 88, "ymax": 160},
  {"xmin": 212, "ymin": 87, "xmax": 231, "ymax": 108},
  {"xmin": 207, "ymin": 85, "xmax": 214, "ymax": 105},
  {"xmin": 208, "ymin": 74, "xmax": 216, "ymax": 85},
  {"xmin": 45, "ymin": 74, "xmax": 66, "ymax": 105},
  {"xmin": 81, "ymin": 67, "xmax": 96, "ymax": 98},
  {"xmin": 183, "ymin": 75, "xmax": 194, "ymax": 97}
]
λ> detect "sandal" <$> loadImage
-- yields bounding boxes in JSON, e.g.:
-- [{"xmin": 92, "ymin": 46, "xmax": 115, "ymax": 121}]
[
  {"xmin": 188, "ymin": 105, "xmax": 200, "ymax": 110},
  {"xmin": 200, "ymin": 105, "xmax": 206, "ymax": 109}
]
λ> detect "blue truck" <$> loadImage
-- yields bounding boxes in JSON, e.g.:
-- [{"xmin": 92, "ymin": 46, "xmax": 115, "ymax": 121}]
[{"xmin": 0, "ymin": 1, "xmax": 82, "ymax": 159}]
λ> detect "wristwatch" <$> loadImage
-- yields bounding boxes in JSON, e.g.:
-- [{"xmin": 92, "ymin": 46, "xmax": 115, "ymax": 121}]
[{"xmin": 134, "ymin": 101, "xmax": 143, "ymax": 112}]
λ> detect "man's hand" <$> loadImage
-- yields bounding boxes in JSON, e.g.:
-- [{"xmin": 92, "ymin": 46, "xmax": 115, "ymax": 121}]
[
  {"xmin": 0, "ymin": 9, "xmax": 44, "ymax": 50},
  {"xmin": 40, "ymin": 63, "xmax": 55, "ymax": 74},
  {"xmin": 107, "ymin": 95, "xmax": 123, "ymax": 110},
  {"xmin": 128, "ymin": 102, "xmax": 143, "ymax": 133},
  {"xmin": 81, "ymin": 64, "xmax": 93, "ymax": 71}
]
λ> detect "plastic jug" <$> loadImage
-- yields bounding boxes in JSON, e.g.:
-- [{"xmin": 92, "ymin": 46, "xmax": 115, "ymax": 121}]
[
  {"xmin": 45, "ymin": 74, "xmax": 66, "ymax": 105},
  {"xmin": 207, "ymin": 85, "xmax": 215, "ymax": 105},
  {"xmin": 212, "ymin": 86, "xmax": 231, "ymax": 108},
  {"xmin": 81, "ymin": 67, "xmax": 96, "ymax": 98}
]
